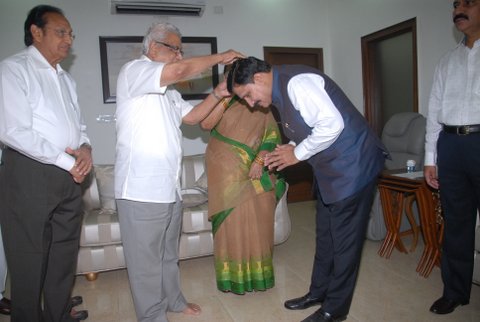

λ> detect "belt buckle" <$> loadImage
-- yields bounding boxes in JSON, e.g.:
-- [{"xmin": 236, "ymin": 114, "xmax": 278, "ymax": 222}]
[{"xmin": 459, "ymin": 126, "xmax": 470, "ymax": 135}]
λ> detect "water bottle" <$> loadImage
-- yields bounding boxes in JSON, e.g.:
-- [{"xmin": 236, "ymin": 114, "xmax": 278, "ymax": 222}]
[{"xmin": 406, "ymin": 159, "xmax": 416, "ymax": 172}]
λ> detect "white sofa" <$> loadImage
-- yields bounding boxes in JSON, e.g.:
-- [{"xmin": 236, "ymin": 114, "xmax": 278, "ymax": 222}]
[{"xmin": 76, "ymin": 154, "xmax": 291, "ymax": 281}]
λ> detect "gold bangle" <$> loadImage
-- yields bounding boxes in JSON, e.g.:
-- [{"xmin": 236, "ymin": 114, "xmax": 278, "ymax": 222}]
[
  {"xmin": 254, "ymin": 155, "xmax": 264, "ymax": 166},
  {"xmin": 211, "ymin": 91, "xmax": 222, "ymax": 100},
  {"xmin": 221, "ymin": 98, "xmax": 229, "ymax": 109}
]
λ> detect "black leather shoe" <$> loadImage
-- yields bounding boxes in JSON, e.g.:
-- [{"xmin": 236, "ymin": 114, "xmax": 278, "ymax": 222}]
[
  {"xmin": 71, "ymin": 296, "xmax": 83, "ymax": 308},
  {"xmin": 429, "ymin": 297, "xmax": 468, "ymax": 314},
  {"xmin": 71, "ymin": 308, "xmax": 88, "ymax": 321},
  {"xmin": 284, "ymin": 292, "xmax": 323, "ymax": 310},
  {"xmin": 301, "ymin": 309, "xmax": 347, "ymax": 322},
  {"xmin": 0, "ymin": 297, "xmax": 11, "ymax": 315}
]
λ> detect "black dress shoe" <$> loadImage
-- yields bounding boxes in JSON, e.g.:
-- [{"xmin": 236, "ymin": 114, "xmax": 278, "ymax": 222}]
[
  {"xmin": 0, "ymin": 297, "xmax": 11, "ymax": 315},
  {"xmin": 284, "ymin": 292, "xmax": 323, "ymax": 310},
  {"xmin": 429, "ymin": 297, "xmax": 468, "ymax": 314},
  {"xmin": 71, "ymin": 296, "xmax": 83, "ymax": 308},
  {"xmin": 301, "ymin": 309, "xmax": 347, "ymax": 322},
  {"xmin": 71, "ymin": 308, "xmax": 88, "ymax": 321}
]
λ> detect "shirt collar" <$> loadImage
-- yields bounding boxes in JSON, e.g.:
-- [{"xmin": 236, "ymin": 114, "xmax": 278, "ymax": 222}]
[
  {"xmin": 458, "ymin": 36, "xmax": 480, "ymax": 49},
  {"xmin": 27, "ymin": 45, "xmax": 65, "ymax": 74}
]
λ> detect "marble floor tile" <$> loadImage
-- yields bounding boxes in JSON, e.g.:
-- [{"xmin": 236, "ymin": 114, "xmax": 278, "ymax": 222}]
[{"xmin": 0, "ymin": 200, "xmax": 478, "ymax": 322}]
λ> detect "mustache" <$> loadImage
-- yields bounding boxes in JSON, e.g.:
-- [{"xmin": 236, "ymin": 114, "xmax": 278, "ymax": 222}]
[{"xmin": 453, "ymin": 13, "xmax": 468, "ymax": 23}]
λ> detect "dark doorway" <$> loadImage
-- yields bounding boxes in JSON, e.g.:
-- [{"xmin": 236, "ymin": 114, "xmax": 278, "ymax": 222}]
[
  {"xmin": 361, "ymin": 18, "xmax": 418, "ymax": 137},
  {"xmin": 263, "ymin": 47, "xmax": 323, "ymax": 202}
]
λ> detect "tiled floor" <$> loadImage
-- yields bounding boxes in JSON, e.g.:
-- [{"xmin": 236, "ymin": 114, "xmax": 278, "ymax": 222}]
[{"xmin": 1, "ymin": 201, "xmax": 479, "ymax": 321}]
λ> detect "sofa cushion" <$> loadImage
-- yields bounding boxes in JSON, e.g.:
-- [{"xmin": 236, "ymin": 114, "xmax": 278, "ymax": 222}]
[
  {"xmin": 182, "ymin": 202, "xmax": 210, "ymax": 233},
  {"xmin": 77, "ymin": 244, "xmax": 125, "ymax": 274},
  {"xmin": 181, "ymin": 154, "xmax": 207, "ymax": 189},
  {"xmin": 181, "ymin": 187, "xmax": 208, "ymax": 208},
  {"xmin": 94, "ymin": 165, "xmax": 116, "ymax": 211},
  {"xmin": 194, "ymin": 171, "xmax": 208, "ymax": 192},
  {"xmin": 80, "ymin": 208, "xmax": 121, "ymax": 246},
  {"xmin": 179, "ymin": 231, "xmax": 213, "ymax": 259}
]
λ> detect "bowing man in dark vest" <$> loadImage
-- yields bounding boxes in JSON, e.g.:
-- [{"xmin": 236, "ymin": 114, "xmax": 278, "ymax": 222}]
[{"xmin": 227, "ymin": 57, "xmax": 388, "ymax": 322}]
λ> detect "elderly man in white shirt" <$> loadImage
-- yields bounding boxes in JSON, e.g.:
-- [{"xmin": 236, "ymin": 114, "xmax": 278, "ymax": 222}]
[
  {"xmin": 424, "ymin": 0, "xmax": 480, "ymax": 316},
  {"xmin": 0, "ymin": 5, "xmax": 91, "ymax": 322},
  {"xmin": 114, "ymin": 22, "xmax": 242, "ymax": 322}
]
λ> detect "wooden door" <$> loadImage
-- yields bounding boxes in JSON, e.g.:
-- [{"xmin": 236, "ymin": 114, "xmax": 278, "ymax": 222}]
[{"xmin": 263, "ymin": 47, "xmax": 323, "ymax": 203}]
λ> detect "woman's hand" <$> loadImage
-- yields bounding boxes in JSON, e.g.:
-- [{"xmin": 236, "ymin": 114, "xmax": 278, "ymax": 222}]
[{"xmin": 249, "ymin": 162, "xmax": 264, "ymax": 180}]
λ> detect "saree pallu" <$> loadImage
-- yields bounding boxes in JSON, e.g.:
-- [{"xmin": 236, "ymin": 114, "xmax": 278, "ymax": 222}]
[{"xmin": 206, "ymin": 98, "xmax": 285, "ymax": 294}]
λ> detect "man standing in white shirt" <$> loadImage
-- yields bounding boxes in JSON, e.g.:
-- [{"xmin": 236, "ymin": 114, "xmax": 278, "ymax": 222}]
[
  {"xmin": 0, "ymin": 5, "xmax": 92, "ymax": 322},
  {"xmin": 114, "ymin": 22, "xmax": 242, "ymax": 322},
  {"xmin": 424, "ymin": 0, "xmax": 480, "ymax": 315}
]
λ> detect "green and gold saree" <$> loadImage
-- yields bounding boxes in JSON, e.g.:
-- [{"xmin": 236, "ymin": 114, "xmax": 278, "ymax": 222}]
[{"xmin": 206, "ymin": 97, "xmax": 285, "ymax": 294}]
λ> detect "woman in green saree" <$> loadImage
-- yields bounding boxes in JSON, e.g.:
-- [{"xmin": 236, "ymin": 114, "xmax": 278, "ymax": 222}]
[{"xmin": 201, "ymin": 80, "xmax": 285, "ymax": 295}]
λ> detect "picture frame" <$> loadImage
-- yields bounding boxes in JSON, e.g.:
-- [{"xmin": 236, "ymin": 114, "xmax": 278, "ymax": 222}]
[{"xmin": 99, "ymin": 36, "xmax": 219, "ymax": 103}]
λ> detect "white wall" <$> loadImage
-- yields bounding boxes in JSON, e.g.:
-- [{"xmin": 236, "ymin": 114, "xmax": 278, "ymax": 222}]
[
  {"xmin": 0, "ymin": 0, "xmax": 328, "ymax": 163},
  {"xmin": 0, "ymin": 0, "xmax": 461, "ymax": 164},
  {"xmin": 326, "ymin": 0, "xmax": 461, "ymax": 115}
]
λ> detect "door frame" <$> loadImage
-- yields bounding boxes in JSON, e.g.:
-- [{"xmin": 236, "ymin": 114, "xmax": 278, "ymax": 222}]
[
  {"xmin": 263, "ymin": 47, "xmax": 323, "ymax": 203},
  {"xmin": 361, "ymin": 18, "xmax": 418, "ymax": 136}
]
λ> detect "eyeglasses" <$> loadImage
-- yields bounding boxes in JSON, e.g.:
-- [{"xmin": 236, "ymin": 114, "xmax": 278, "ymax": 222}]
[
  {"xmin": 155, "ymin": 41, "xmax": 183, "ymax": 56},
  {"xmin": 45, "ymin": 27, "xmax": 75, "ymax": 40},
  {"xmin": 453, "ymin": 0, "xmax": 478, "ymax": 8}
]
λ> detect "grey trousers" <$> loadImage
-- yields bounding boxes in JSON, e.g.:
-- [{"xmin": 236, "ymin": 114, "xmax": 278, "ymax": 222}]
[{"xmin": 117, "ymin": 196, "xmax": 187, "ymax": 322}]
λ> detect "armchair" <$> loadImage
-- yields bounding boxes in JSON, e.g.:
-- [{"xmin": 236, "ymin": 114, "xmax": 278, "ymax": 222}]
[{"xmin": 367, "ymin": 112, "xmax": 426, "ymax": 240}]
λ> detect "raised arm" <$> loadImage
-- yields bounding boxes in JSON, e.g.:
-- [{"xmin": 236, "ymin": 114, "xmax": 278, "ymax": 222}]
[{"xmin": 160, "ymin": 49, "xmax": 244, "ymax": 87}]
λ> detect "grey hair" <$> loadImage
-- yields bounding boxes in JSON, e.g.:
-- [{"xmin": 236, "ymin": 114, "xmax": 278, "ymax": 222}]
[{"xmin": 142, "ymin": 22, "xmax": 182, "ymax": 54}]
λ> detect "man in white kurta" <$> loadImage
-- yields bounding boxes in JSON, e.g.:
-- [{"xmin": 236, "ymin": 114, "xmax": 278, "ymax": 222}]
[{"xmin": 114, "ymin": 22, "xmax": 242, "ymax": 322}]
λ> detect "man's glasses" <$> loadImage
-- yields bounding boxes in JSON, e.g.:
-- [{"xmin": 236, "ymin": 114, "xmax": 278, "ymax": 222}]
[
  {"xmin": 45, "ymin": 27, "xmax": 75, "ymax": 40},
  {"xmin": 155, "ymin": 41, "xmax": 183, "ymax": 56}
]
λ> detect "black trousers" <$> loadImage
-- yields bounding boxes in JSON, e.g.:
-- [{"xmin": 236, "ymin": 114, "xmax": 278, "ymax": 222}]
[
  {"xmin": 0, "ymin": 149, "xmax": 82, "ymax": 322},
  {"xmin": 437, "ymin": 131, "xmax": 480, "ymax": 303},
  {"xmin": 309, "ymin": 178, "xmax": 377, "ymax": 317}
]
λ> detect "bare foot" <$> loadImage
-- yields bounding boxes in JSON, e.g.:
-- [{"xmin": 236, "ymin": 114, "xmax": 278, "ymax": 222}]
[{"xmin": 182, "ymin": 303, "xmax": 201, "ymax": 316}]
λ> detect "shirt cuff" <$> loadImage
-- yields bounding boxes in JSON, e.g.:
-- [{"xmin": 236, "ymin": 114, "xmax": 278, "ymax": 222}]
[
  {"xmin": 293, "ymin": 143, "xmax": 310, "ymax": 161},
  {"xmin": 56, "ymin": 152, "xmax": 76, "ymax": 172},
  {"xmin": 424, "ymin": 151, "xmax": 436, "ymax": 166}
]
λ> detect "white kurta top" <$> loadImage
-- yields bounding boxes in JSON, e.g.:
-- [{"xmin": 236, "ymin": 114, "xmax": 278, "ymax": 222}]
[{"xmin": 115, "ymin": 55, "xmax": 194, "ymax": 203}]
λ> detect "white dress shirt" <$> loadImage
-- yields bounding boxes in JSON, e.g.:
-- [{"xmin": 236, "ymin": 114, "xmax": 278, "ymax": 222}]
[
  {"xmin": 0, "ymin": 46, "xmax": 89, "ymax": 171},
  {"xmin": 425, "ymin": 39, "xmax": 480, "ymax": 166},
  {"xmin": 286, "ymin": 73, "xmax": 345, "ymax": 161},
  {"xmin": 115, "ymin": 55, "xmax": 194, "ymax": 203}
]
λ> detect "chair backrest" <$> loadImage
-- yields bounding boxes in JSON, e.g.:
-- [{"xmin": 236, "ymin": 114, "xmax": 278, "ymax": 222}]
[{"xmin": 381, "ymin": 112, "xmax": 426, "ymax": 170}]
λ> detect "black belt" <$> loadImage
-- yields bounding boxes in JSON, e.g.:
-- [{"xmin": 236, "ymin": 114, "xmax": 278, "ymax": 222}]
[{"xmin": 443, "ymin": 124, "xmax": 480, "ymax": 135}]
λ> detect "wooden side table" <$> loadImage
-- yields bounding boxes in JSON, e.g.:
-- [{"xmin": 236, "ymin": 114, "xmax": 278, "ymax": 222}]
[{"xmin": 378, "ymin": 170, "xmax": 443, "ymax": 277}]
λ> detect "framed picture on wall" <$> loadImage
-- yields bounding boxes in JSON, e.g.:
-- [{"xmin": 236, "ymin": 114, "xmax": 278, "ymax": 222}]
[{"xmin": 99, "ymin": 36, "xmax": 219, "ymax": 103}]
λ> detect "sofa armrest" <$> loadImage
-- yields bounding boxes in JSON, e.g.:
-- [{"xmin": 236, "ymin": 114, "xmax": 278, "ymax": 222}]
[
  {"xmin": 81, "ymin": 169, "xmax": 101, "ymax": 211},
  {"xmin": 274, "ymin": 182, "xmax": 291, "ymax": 245},
  {"xmin": 181, "ymin": 154, "xmax": 206, "ymax": 189}
]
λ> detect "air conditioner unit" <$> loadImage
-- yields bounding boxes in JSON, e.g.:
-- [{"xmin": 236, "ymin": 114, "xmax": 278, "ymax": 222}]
[{"xmin": 111, "ymin": 0, "xmax": 206, "ymax": 17}]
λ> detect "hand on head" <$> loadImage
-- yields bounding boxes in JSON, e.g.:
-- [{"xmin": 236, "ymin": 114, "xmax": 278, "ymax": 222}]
[{"xmin": 219, "ymin": 50, "xmax": 245, "ymax": 65}]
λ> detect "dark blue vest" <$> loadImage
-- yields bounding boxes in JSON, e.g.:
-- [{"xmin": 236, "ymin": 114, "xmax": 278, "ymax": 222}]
[{"xmin": 271, "ymin": 65, "xmax": 387, "ymax": 204}]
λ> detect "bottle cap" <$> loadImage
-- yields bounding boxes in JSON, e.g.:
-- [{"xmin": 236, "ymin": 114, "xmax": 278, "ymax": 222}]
[{"xmin": 406, "ymin": 160, "xmax": 416, "ymax": 167}]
